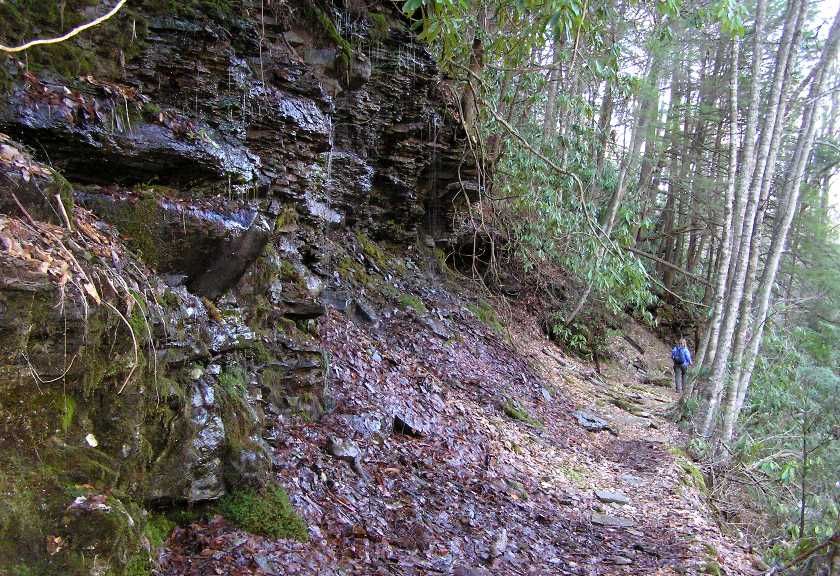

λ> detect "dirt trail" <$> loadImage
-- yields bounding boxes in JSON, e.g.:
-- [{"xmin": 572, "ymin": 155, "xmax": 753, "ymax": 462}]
[{"xmin": 159, "ymin": 283, "xmax": 758, "ymax": 576}]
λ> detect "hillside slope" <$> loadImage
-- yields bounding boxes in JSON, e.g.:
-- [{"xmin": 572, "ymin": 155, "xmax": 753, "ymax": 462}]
[{"xmin": 157, "ymin": 250, "xmax": 758, "ymax": 575}]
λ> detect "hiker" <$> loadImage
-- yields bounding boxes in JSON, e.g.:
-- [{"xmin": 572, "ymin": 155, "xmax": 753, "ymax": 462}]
[{"xmin": 671, "ymin": 338, "xmax": 693, "ymax": 393}]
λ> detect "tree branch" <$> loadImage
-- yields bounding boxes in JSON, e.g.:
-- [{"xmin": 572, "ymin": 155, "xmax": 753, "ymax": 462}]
[
  {"xmin": 624, "ymin": 245, "xmax": 712, "ymax": 287},
  {"xmin": 0, "ymin": 0, "xmax": 127, "ymax": 54}
]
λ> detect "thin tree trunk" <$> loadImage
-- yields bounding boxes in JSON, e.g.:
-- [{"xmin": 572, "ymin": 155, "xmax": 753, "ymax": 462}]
[
  {"xmin": 699, "ymin": 35, "xmax": 740, "ymax": 436},
  {"xmin": 543, "ymin": 38, "xmax": 563, "ymax": 139},
  {"xmin": 730, "ymin": 0, "xmax": 806, "ymax": 420},
  {"xmin": 694, "ymin": 114, "xmax": 727, "ymax": 372},
  {"xmin": 593, "ymin": 79, "xmax": 615, "ymax": 196},
  {"xmin": 734, "ymin": 5, "xmax": 840, "ymax": 423},
  {"xmin": 712, "ymin": 0, "xmax": 768, "ymax": 441}
]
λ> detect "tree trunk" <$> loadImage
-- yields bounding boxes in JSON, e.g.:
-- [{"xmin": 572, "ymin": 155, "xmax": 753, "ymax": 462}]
[
  {"xmin": 727, "ymin": 0, "xmax": 806, "ymax": 431},
  {"xmin": 711, "ymin": 0, "xmax": 767, "ymax": 441},
  {"xmin": 699, "ymin": 35, "xmax": 740, "ymax": 437},
  {"xmin": 543, "ymin": 38, "xmax": 563, "ymax": 140},
  {"xmin": 694, "ymin": 114, "xmax": 727, "ymax": 373},
  {"xmin": 734, "ymin": 4, "xmax": 840, "ymax": 424}
]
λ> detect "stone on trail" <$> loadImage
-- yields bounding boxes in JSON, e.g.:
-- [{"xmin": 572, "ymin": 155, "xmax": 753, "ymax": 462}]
[
  {"xmin": 572, "ymin": 410, "xmax": 610, "ymax": 432},
  {"xmin": 595, "ymin": 490, "xmax": 630, "ymax": 505},
  {"xmin": 392, "ymin": 411, "xmax": 427, "ymax": 437},
  {"xmin": 613, "ymin": 413, "xmax": 654, "ymax": 429},
  {"xmin": 326, "ymin": 436, "xmax": 367, "ymax": 478},
  {"xmin": 619, "ymin": 474, "xmax": 645, "ymax": 487},
  {"xmin": 611, "ymin": 556, "xmax": 633, "ymax": 565},
  {"xmin": 590, "ymin": 512, "xmax": 636, "ymax": 528},
  {"xmin": 490, "ymin": 528, "xmax": 508, "ymax": 558},
  {"xmin": 326, "ymin": 436, "xmax": 361, "ymax": 461}
]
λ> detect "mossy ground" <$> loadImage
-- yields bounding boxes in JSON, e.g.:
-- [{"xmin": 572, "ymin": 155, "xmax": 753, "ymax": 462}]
[
  {"xmin": 399, "ymin": 292, "xmax": 428, "ymax": 314},
  {"xmin": 467, "ymin": 301, "xmax": 505, "ymax": 334},
  {"xmin": 217, "ymin": 485, "xmax": 308, "ymax": 541},
  {"xmin": 355, "ymin": 231, "xmax": 389, "ymax": 269},
  {"xmin": 501, "ymin": 399, "xmax": 543, "ymax": 429}
]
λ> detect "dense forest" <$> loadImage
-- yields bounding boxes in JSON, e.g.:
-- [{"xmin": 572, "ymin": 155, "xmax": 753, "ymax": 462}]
[
  {"xmin": 401, "ymin": 0, "xmax": 840, "ymax": 557},
  {"xmin": 0, "ymin": 0, "xmax": 838, "ymax": 574}
]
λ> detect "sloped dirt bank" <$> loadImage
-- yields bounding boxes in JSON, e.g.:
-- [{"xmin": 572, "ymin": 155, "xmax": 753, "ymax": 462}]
[{"xmin": 157, "ymin": 265, "xmax": 758, "ymax": 576}]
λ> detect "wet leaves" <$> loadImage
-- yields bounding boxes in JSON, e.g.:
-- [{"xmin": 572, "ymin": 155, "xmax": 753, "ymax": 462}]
[{"xmin": 157, "ymin": 290, "xmax": 757, "ymax": 575}]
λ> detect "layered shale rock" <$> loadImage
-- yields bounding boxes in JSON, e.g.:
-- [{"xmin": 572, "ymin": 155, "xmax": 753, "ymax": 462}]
[{"xmin": 0, "ymin": 1, "xmax": 474, "ymax": 573}]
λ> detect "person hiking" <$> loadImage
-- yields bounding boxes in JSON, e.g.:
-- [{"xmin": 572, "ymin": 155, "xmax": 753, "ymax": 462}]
[{"xmin": 671, "ymin": 338, "xmax": 692, "ymax": 393}]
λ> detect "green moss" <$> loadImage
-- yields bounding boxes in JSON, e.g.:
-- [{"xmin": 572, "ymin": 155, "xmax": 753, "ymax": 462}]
[
  {"xmin": 144, "ymin": 513, "xmax": 175, "ymax": 549},
  {"xmin": 128, "ymin": 305, "xmax": 150, "ymax": 345},
  {"xmin": 122, "ymin": 554, "xmax": 152, "ymax": 576},
  {"xmin": 368, "ymin": 12, "xmax": 391, "ymax": 42},
  {"xmin": 434, "ymin": 248, "xmax": 453, "ymax": 275},
  {"xmin": 557, "ymin": 463, "xmax": 588, "ymax": 487},
  {"xmin": 61, "ymin": 395, "xmax": 77, "ymax": 434},
  {"xmin": 141, "ymin": 102, "xmax": 161, "ymax": 121},
  {"xmin": 217, "ymin": 366, "xmax": 247, "ymax": 406},
  {"xmin": 111, "ymin": 192, "xmax": 163, "ymax": 267},
  {"xmin": 502, "ymin": 399, "xmax": 543, "ymax": 429},
  {"xmin": 274, "ymin": 206, "xmax": 299, "ymax": 233},
  {"xmin": 355, "ymin": 231, "xmax": 388, "ymax": 269},
  {"xmin": 336, "ymin": 256, "xmax": 372, "ymax": 285},
  {"xmin": 159, "ymin": 289, "xmax": 179, "ymax": 309},
  {"xmin": 313, "ymin": 7, "xmax": 353, "ymax": 63},
  {"xmin": 145, "ymin": 0, "xmax": 238, "ymax": 23},
  {"xmin": 217, "ymin": 485, "xmax": 308, "ymax": 541},
  {"xmin": 48, "ymin": 169, "xmax": 75, "ymax": 218},
  {"xmin": 250, "ymin": 340, "xmax": 273, "ymax": 365},
  {"xmin": 279, "ymin": 260, "xmax": 305, "ymax": 287},
  {"xmin": 276, "ymin": 317, "xmax": 297, "ymax": 335},
  {"xmin": 679, "ymin": 459, "xmax": 708, "ymax": 494},
  {"xmin": 399, "ymin": 293, "xmax": 427, "ymax": 314},
  {"xmin": 467, "ymin": 301, "xmax": 505, "ymax": 334}
]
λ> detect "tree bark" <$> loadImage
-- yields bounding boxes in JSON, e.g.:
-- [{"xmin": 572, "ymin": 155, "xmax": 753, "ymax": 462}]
[
  {"xmin": 724, "ymin": 0, "xmax": 805, "ymax": 438},
  {"xmin": 699, "ymin": 35, "xmax": 740, "ymax": 437},
  {"xmin": 733, "ymin": 4, "xmax": 840, "ymax": 427},
  {"xmin": 543, "ymin": 38, "xmax": 563, "ymax": 140},
  {"xmin": 710, "ymin": 0, "xmax": 767, "ymax": 441}
]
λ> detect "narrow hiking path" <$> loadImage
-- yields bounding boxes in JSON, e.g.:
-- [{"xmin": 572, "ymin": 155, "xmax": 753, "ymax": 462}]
[
  {"xmin": 159, "ymin": 283, "xmax": 760, "ymax": 576},
  {"xmin": 515, "ymin": 317, "xmax": 758, "ymax": 575}
]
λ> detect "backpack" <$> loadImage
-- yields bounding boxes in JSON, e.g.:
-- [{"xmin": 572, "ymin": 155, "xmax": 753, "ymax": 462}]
[{"xmin": 671, "ymin": 346, "xmax": 683, "ymax": 364}]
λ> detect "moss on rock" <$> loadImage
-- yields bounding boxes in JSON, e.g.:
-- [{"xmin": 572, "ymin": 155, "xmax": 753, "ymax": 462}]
[
  {"xmin": 502, "ymin": 399, "xmax": 543, "ymax": 429},
  {"xmin": 399, "ymin": 293, "xmax": 427, "ymax": 314},
  {"xmin": 217, "ymin": 484, "xmax": 308, "ymax": 541}
]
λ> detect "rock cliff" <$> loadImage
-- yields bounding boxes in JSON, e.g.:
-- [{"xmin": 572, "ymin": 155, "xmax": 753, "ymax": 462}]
[{"xmin": 0, "ymin": 1, "xmax": 474, "ymax": 573}]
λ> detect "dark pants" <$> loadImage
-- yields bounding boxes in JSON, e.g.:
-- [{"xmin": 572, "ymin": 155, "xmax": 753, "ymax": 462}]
[{"xmin": 674, "ymin": 362, "xmax": 687, "ymax": 392}]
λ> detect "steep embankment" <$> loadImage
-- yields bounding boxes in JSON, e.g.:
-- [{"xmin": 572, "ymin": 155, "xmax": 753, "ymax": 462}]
[
  {"xmin": 157, "ymin": 256, "xmax": 758, "ymax": 575},
  {"xmin": 0, "ymin": 1, "xmax": 757, "ymax": 575}
]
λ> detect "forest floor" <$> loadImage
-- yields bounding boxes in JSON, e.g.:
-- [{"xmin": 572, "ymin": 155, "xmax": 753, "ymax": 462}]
[{"xmin": 158, "ymin": 265, "xmax": 762, "ymax": 576}]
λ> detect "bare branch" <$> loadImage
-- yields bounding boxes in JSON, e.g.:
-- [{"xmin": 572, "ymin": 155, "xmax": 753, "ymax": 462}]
[{"xmin": 0, "ymin": 0, "xmax": 127, "ymax": 54}]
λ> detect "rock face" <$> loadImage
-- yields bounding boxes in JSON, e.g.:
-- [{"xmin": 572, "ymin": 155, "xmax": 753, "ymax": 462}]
[{"xmin": 0, "ymin": 1, "xmax": 473, "ymax": 574}]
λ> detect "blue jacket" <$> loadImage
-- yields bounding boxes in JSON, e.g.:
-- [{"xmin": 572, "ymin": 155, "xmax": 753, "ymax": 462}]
[{"xmin": 672, "ymin": 346, "xmax": 692, "ymax": 366}]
